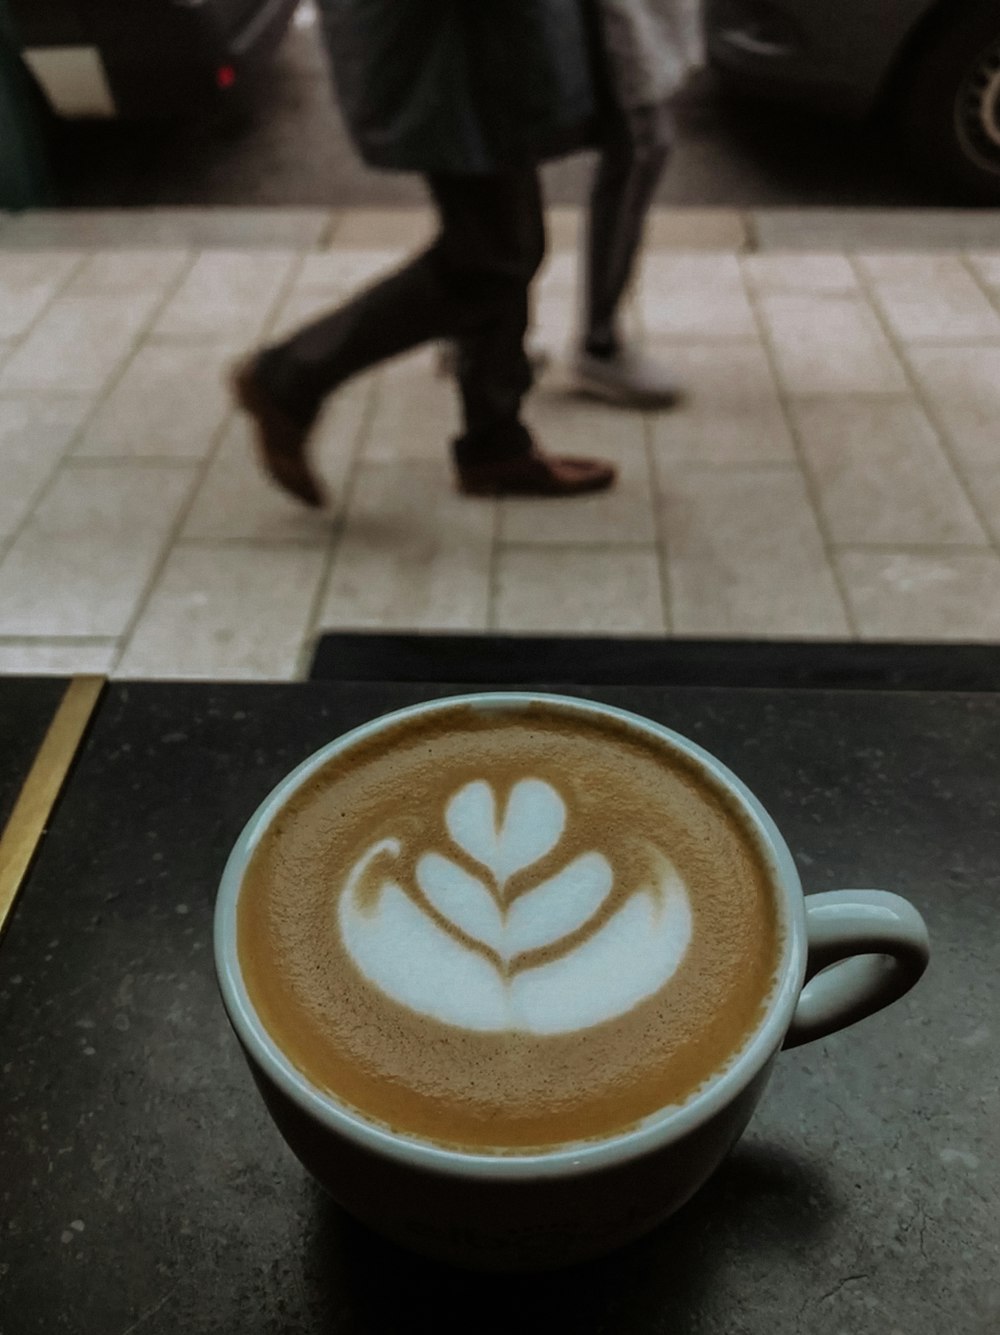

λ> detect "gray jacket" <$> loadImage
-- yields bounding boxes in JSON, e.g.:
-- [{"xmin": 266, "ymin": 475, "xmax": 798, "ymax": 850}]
[
  {"xmin": 317, "ymin": 0, "xmax": 597, "ymax": 175},
  {"xmin": 596, "ymin": 0, "xmax": 694, "ymax": 111}
]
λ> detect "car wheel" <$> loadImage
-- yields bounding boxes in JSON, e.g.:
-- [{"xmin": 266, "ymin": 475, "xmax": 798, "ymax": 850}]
[{"xmin": 896, "ymin": 0, "xmax": 1000, "ymax": 203}]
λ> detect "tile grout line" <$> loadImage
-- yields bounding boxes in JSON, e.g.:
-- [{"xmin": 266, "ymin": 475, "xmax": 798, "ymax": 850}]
[
  {"xmin": 0, "ymin": 252, "xmax": 199, "ymax": 575},
  {"xmin": 648, "ymin": 456, "xmax": 814, "ymax": 473},
  {"xmin": 172, "ymin": 534, "xmax": 334, "ymax": 551},
  {"xmin": 855, "ymin": 256, "xmax": 1000, "ymax": 349},
  {"xmin": 832, "ymin": 541, "xmax": 998, "ymax": 556},
  {"xmin": 499, "ymin": 539, "xmax": 670, "ymax": 555},
  {"xmin": 641, "ymin": 410, "xmax": 674, "ymax": 635},
  {"xmin": 743, "ymin": 268, "xmax": 861, "ymax": 638},
  {"xmin": 958, "ymin": 251, "xmax": 1000, "ymax": 320},
  {"xmin": 0, "ymin": 248, "xmax": 88, "ymax": 356},
  {"xmin": 294, "ymin": 372, "xmax": 383, "ymax": 680},
  {"xmin": 68, "ymin": 455, "xmax": 209, "ymax": 470},
  {"xmin": 485, "ymin": 494, "xmax": 502, "ymax": 634},
  {"xmin": 110, "ymin": 248, "xmax": 310, "ymax": 676},
  {"xmin": 0, "ymin": 634, "xmax": 117, "ymax": 646},
  {"xmin": 848, "ymin": 255, "xmax": 1000, "ymax": 564}
]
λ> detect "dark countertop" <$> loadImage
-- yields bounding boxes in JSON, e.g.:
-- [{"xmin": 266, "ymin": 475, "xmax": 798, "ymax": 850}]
[
  {"xmin": 1, "ymin": 681, "xmax": 998, "ymax": 1334},
  {"xmin": 0, "ymin": 677, "xmax": 68, "ymax": 833}
]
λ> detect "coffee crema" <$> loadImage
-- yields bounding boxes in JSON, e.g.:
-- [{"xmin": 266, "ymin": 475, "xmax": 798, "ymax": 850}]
[{"xmin": 238, "ymin": 703, "xmax": 781, "ymax": 1151}]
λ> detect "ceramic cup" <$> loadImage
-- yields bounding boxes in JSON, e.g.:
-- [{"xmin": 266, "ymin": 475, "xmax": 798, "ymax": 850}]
[{"xmin": 214, "ymin": 693, "xmax": 929, "ymax": 1270}]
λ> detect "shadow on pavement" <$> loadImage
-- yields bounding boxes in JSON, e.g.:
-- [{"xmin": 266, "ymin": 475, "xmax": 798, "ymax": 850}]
[{"xmin": 301, "ymin": 1141, "xmax": 837, "ymax": 1334}]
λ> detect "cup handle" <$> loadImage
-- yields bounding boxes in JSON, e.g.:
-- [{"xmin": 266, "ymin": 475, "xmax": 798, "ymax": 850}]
[{"xmin": 782, "ymin": 890, "xmax": 929, "ymax": 1049}]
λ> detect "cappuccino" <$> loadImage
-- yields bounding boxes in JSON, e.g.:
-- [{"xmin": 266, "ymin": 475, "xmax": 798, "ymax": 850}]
[{"xmin": 238, "ymin": 702, "xmax": 781, "ymax": 1151}]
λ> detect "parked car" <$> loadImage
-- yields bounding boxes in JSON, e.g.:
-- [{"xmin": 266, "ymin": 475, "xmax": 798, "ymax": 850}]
[
  {"xmin": 704, "ymin": 0, "xmax": 1000, "ymax": 201},
  {"xmin": 9, "ymin": 0, "xmax": 300, "ymax": 119}
]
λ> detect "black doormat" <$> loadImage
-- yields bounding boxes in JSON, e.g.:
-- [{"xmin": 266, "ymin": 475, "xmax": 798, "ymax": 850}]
[{"xmin": 308, "ymin": 633, "xmax": 1000, "ymax": 691}]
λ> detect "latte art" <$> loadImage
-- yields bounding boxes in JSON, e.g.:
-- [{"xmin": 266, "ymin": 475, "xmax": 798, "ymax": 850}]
[
  {"xmin": 238, "ymin": 703, "xmax": 781, "ymax": 1151},
  {"xmin": 339, "ymin": 778, "xmax": 693, "ymax": 1034}
]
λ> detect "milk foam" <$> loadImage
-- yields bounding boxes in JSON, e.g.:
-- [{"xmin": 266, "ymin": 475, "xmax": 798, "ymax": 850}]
[
  {"xmin": 446, "ymin": 778, "xmax": 566, "ymax": 884},
  {"xmin": 337, "ymin": 778, "xmax": 694, "ymax": 1035},
  {"xmin": 240, "ymin": 704, "xmax": 781, "ymax": 1149}
]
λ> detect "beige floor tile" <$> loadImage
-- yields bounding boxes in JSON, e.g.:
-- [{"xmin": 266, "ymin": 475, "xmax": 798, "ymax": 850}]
[
  {"xmin": 661, "ymin": 467, "xmax": 850, "ymax": 637},
  {"xmin": 856, "ymin": 254, "xmax": 1000, "ymax": 342},
  {"xmin": 969, "ymin": 469, "xmax": 1000, "ymax": 544},
  {"xmin": 361, "ymin": 359, "xmax": 460, "ymax": 463},
  {"xmin": 837, "ymin": 550, "xmax": 1000, "ymax": 640},
  {"xmin": 905, "ymin": 346, "xmax": 1000, "ymax": 470},
  {"xmin": 645, "ymin": 208, "xmax": 748, "ymax": 251},
  {"xmin": 500, "ymin": 401, "xmax": 653, "ymax": 545},
  {"xmin": 0, "ymin": 640, "xmax": 117, "ymax": 675},
  {"xmin": 741, "ymin": 252, "xmax": 858, "ymax": 295},
  {"xmin": 967, "ymin": 469, "xmax": 1000, "ymax": 544},
  {"xmin": 0, "ymin": 396, "xmax": 93, "ymax": 537},
  {"xmin": 754, "ymin": 209, "xmax": 1000, "ymax": 251},
  {"xmin": 494, "ymin": 547, "xmax": 665, "ymax": 634},
  {"xmin": 544, "ymin": 207, "xmax": 582, "ymax": 250},
  {"xmin": 650, "ymin": 342, "xmax": 795, "ymax": 464},
  {"xmin": 640, "ymin": 253, "xmax": 756, "ymax": 339},
  {"xmin": 0, "ymin": 291, "xmax": 159, "ymax": 395},
  {"xmin": 330, "ymin": 208, "xmax": 434, "ymax": 248},
  {"xmin": 296, "ymin": 248, "xmax": 404, "ymax": 292},
  {"xmin": 183, "ymin": 376, "xmax": 372, "ymax": 541},
  {"xmin": 0, "ymin": 465, "xmax": 194, "ymax": 637},
  {"xmin": 536, "ymin": 316, "xmax": 649, "ymax": 359},
  {"xmin": 116, "ymin": 543, "xmax": 327, "ymax": 680},
  {"xmin": 319, "ymin": 462, "xmax": 493, "ymax": 631},
  {"xmin": 758, "ymin": 293, "xmax": 907, "ymax": 395},
  {"xmin": 791, "ymin": 397, "xmax": 986, "ymax": 546},
  {"xmin": 181, "ymin": 419, "xmax": 329, "ymax": 545},
  {"xmin": 0, "ymin": 250, "xmax": 83, "ymax": 340},
  {"xmin": 152, "ymin": 250, "xmax": 296, "ymax": 341},
  {"xmin": 537, "ymin": 250, "xmax": 580, "ymax": 296},
  {"xmin": 531, "ymin": 289, "xmax": 580, "ymax": 351},
  {"xmin": 1, "ymin": 208, "xmax": 328, "ymax": 249},
  {"xmin": 965, "ymin": 251, "xmax": 1000, "ymax": 291},
  {"xmin": 76, "ymin": 341, "xmax": 238, "ymax": 459},
  {"xmin": 66, "ymin": 249, "xmax": 190, "ymax": 295}
]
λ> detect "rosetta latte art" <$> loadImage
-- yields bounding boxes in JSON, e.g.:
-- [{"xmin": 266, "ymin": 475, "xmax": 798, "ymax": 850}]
[{"xmin": 338, "ymin": 778, "xmax": 693, "ymax": 1035}]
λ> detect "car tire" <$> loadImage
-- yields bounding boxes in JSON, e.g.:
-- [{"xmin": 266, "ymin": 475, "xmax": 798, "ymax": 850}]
[{"xmin": 895, "ymin": 0, "xmax": 1000, "ymax": 203}]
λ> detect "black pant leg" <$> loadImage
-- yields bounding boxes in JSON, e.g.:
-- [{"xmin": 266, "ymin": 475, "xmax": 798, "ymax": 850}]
[
  {"xmin": 257, "ymin": 167, "xmax": 544, "ymax": 459},
  {"xmin": 428, "ymin": 167, "xmax": 546, "ymax": 456},
  {"xmin": 257, "ymin": 244, "xmax": 454, "ymax": 424},
  {"xmin": 584, "ymin": 104, "xmax": 673, "ymax": 350}
]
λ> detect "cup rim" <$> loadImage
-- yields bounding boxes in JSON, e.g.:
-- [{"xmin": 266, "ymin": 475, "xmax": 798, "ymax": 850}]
[{"xmin": 214, "ymin": 692, "xmax": 807, "ymax": 1181}]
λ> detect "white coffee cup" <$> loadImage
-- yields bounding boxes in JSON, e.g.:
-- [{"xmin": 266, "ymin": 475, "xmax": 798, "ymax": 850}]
[{"xmin": 214, "ymin": 693, "xmax": 929, "ymax": 1270}]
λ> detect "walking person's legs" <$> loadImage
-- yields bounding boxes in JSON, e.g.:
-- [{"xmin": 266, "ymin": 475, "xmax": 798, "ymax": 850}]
[
  {"xmin": 234, "ymin": 165, "xmax": 615, "ymax": 505},
  {"xmin": 433, "ymin": 170, "xmax": 614, "ymax": 494},
  {"xmin": 574, "ymin": 102, "xmax": 681, "ymax": 408}
]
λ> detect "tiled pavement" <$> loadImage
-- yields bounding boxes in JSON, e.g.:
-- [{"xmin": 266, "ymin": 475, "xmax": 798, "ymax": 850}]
[{"xmin": 2, "ymin": 207, "xmax": 1000, "ymax": 680}]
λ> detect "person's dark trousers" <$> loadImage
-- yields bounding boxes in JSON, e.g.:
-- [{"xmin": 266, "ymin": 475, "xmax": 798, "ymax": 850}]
[
  {"xmin": 583, "ymin": 102, "xmax": 673, "ymax": 352},
  {"xmin": 256, "ymin": 167, "xmax": 546, "ymax": 464}
]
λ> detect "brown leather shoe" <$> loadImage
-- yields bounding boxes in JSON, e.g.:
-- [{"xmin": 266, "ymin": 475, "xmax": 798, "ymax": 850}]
[
  {"xmin": 457, "ymin": 450, "xmax": 617, "ymax": 498},
  {"xmin": 231, "ymin": 357, "xmax": 326, "ymax": 509}
]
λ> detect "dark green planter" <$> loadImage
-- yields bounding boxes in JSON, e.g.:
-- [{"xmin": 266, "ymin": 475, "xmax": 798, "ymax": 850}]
[{"xmin": 0, "ymin": 0, "xmax": 56, "ymax": 209}]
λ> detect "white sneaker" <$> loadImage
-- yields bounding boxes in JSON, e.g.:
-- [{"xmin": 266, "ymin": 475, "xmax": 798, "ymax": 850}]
[{"xmin": 572, "ymin": 346, "xmax": 681, "ymax": 410}]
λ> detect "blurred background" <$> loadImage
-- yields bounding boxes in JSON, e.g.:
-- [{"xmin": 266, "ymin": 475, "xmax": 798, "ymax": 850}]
[
  {"xmin": 9, "ymin": 0, "xmax": 1000, "ymax": 210},
  {"xmin": 3, "ymin": 0, "xmax": 1000, "ymax": 679}
]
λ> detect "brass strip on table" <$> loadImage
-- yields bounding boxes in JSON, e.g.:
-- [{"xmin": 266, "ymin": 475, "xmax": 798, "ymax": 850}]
[{"xmin": 0, "ymin": 675, "xmax": 105, "ymax": 942}]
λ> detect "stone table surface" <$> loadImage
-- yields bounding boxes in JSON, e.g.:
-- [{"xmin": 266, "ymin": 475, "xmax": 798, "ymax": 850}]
[{"xmin": 0, "ymin": 681, "xmax": 997, "ymax": 1334}]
